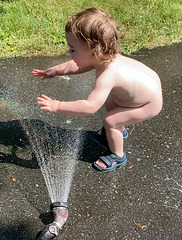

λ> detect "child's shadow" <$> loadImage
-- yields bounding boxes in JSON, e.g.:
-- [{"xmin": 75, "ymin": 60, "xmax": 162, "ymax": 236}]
[
  {"xmin": 0, "ymin": 119, "xmax": 105, "ymax": 168},
  {"xmin": 0, "ymin": 120, "xmax": 39, "ymax": 168}
]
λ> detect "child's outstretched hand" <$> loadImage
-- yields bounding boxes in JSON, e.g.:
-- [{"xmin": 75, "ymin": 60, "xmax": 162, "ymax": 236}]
[
  {"xmin": 32, "ymin": 68, "xmax": 56, "ymax": 80},
  {"xmin": 37, "ymin": 94, "xmax": 60, "ymax": 112}
]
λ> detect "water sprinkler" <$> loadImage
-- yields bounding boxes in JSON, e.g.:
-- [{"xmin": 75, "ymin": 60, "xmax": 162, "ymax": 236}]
[{"xmin": 35, "ymin": 202, "xmax": 68, "ymax": 240}]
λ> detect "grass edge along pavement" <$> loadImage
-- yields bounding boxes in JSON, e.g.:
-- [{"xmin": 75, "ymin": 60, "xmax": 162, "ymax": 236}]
[{"xmin": 0, "ymin": 0, "xmax": 182, "ymax": 58}]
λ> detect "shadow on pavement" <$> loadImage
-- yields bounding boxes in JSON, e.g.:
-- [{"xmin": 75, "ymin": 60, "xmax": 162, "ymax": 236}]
[
  {"xmin": 1, "ymin": 224, "xmax": 34, "ymax": 240},
  {"xmin": 0, "ymin": 119, "xmax": 105, "ymax": 168},
  {"xmin": 0, "ymin": 43, "xmax": 182, "ymax": 240}
]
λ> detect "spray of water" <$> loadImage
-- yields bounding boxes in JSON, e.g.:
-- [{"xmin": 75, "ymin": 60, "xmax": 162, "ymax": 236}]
[
  {"xmin": 1, "ymin": 87, "xmax": 82, "ymax": 203},
  {"xmin": 24, "ymin": 120, "xmax": 82, "ymax": 203}
]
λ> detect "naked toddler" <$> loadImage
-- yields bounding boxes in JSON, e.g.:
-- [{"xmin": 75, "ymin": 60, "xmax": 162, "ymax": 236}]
[{"xmin": 32, "ymin": 7, "xmax": 163, "ymax": 171}]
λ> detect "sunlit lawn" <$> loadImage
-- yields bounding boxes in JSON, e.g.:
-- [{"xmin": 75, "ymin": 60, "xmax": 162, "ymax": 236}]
[{"xmin": 0, "ymin": 0, "xmax": 181, "ymax": 58}]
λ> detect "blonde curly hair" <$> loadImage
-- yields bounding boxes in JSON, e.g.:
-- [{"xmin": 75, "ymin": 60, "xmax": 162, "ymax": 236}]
[{"xmin": 65, "ymin": 8, "xmax": 121, "ymax": 63}]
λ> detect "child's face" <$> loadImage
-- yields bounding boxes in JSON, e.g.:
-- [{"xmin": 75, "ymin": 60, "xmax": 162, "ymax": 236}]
[{"xmin": 66, "ymin": 32, "xmax": 94, "ymax": 67}]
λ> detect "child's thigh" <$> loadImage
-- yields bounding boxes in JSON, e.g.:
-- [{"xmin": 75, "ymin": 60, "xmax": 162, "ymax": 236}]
[
  {"xmin": 104, "ymin": 101, "xmax": 162, "ymax": 127},
  {"xmin": 104, "ymin": 95, "xmax": 118, "ymax": 111}
]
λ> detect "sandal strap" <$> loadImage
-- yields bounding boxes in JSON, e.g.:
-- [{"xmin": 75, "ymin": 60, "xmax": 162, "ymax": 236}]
[
  {"xmin": 99, "ymin": 153, "xmax": 126, "ymax": 168},
  {"xmin": 99, "ymin": 155, "xmax": 115, "ymax": 167}
]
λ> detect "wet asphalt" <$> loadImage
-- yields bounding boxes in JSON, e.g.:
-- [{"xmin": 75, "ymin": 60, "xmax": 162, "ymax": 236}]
[{"xmin": 0, "ymin": 43, "xmax": 182, "ymax": 240}]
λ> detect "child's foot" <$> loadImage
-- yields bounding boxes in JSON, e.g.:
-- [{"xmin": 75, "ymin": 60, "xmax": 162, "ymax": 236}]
[{"xmin": 93, "ymin": 153, "xmax": 127, "ymax": 172}]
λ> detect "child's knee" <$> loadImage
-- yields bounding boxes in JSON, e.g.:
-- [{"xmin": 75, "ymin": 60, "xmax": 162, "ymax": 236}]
[
  {"xmin": 149, "ymin": 100, "xmax": 163, "ymax": 118},
  {"xmin": 103, "ymin": 115, "xmax": 122, "ymax": 129},
  {"xmin": 103, "ymin": 116, "xmax": 112, "ymax": 129}
]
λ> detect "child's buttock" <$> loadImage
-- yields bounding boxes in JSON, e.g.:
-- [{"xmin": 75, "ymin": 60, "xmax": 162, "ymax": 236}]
[{"xmin": 114, "ymin": 91, "xmax": 162, "ymax": 109}]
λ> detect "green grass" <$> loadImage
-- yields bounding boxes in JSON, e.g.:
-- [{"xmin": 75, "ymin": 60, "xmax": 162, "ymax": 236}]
[{"xmin": 0, "ymin": 0, "xmax": 182, "ymax": 58}]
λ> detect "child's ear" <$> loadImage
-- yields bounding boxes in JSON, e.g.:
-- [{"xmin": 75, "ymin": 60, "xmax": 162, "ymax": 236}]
[
  {"xmin": 91, "ymin": 47, "xmax": 101, "ymax": 59},
  {"xmin": 90, "ymin": 48, "xmax": 95, "ymax": 56},
  {"xmin": 90, "ymin": 50, "xmax": 96, "ymax": 59}
]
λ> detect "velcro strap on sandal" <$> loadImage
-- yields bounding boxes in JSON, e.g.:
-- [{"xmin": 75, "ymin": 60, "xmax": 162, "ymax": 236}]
[{"xmin": 99, "ymin": 155, "xmax": 115, "ymax": 167}]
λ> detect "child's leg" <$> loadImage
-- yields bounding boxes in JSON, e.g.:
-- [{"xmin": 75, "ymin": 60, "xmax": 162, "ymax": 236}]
[{"xmin": 95, "ymin": 97, "xmax": 162, "ymax": 168}]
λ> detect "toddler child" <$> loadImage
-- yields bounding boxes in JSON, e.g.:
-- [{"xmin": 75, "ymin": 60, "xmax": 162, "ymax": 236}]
[{"xmin": 32, "ymin": 7, "xmax": 163, "ymax": 172}]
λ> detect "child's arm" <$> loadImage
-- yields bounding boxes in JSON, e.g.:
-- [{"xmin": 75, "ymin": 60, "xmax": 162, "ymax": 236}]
[
  {"xmin": 37, "ymin": 73, "xmax": 113, "ymax": 116},
  {"xmin": 32, "ymin": 60, "xmax": 94, "ymax": 80}
]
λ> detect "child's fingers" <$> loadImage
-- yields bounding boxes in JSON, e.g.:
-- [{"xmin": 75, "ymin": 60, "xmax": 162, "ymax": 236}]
[
  {"xmin": 37, "ymin": 96, "xmax": 46, "ymax": 102},
  {"xmin": 37, "ymin": 97, "xmax": 49, "ymax": 105},
  {"xmin": 37, "ymin": 95, "xmax": 51, "ymax": 102},
  {"xmin": 37, "ymin": 99, "xmax": 46, "ymax": 105},
  {"xmin": 32, "ymin": 69, "xmax": 41, "ymax": 73},
  {"xmin": 38, "ymin": 102, "xmax": 50, "ymax": 111},
  {"xmin": 37, "ymin": 95, "xmax": 54, "ymax": 112},
  {"xmin": 41, "ymin": 94, "xmax": 52, "ymax": 101},
  {"xmin": 32, "ymin": 72, "xmax": 38, "ymax": 76},
  {"xmin": 32, "ymin": 69, "xmax": 45, "ymax": 78},
  {"xmin": 40, "ymin": 106, "xmax": 51, "ymax": 111},
  {"xmin": 32, "ymin": 69, "xmax": 40, "ymax": 75}
]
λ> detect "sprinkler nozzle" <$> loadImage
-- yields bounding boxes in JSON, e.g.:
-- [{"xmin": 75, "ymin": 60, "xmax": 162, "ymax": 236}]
[
  {"xmin": 50, "ymin": 201, "xmax": 68, "ymax": 210},
  {"xmin": 35, "ymin": 202, "xmax": 68, "ymax": 240}
]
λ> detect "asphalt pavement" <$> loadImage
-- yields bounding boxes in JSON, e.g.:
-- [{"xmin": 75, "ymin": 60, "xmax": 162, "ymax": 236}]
[{"xmin": 0, "ymin": 43, "xmax": 182, "ymax": 240}]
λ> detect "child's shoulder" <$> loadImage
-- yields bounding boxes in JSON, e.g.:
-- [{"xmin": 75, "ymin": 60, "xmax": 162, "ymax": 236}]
[
  {"xmin": 114, "ymin": 54, "xmax": 142, "ymax": 65},
  {"xmin": 108, "ymin": 54, "xmax": 158, "ymax": 81},
  {"xmin": 112, "ymin": 54, "xmax": 152, "ymax": 72}
]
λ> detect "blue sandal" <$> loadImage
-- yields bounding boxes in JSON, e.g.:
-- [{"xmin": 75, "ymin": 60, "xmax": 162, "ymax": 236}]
[{"xmin": 93, "ymin": 153, "xmax": 127, "ymax": 172}]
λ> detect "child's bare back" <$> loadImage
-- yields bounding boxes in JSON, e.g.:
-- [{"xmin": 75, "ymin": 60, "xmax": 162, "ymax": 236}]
[{"xmin": 97, "ymin": 54, "xmax": 162, "ymax": 109}]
